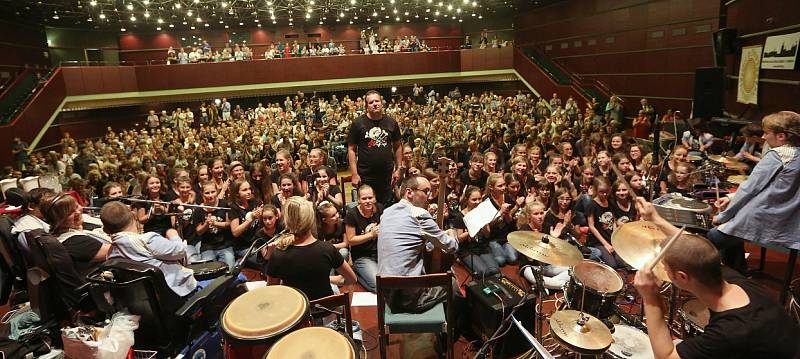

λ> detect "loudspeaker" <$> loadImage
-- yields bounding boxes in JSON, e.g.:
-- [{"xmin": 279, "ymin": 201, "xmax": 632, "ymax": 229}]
[
  {"xmin": 466, "ymin": 275, "xmax": 536, "ymax": 358},
  {"xmin": 693, "ymin": 67, "xmax": 724, "ymax": 119},
  {"xmin": 713, "ymin": 28, "xmax": 738, "ymax": 66}
]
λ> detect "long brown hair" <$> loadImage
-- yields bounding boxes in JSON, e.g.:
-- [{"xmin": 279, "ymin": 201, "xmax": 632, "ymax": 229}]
[{"xmin": 42, "ymin": 192, "xmax": 79, "ymax": 235}]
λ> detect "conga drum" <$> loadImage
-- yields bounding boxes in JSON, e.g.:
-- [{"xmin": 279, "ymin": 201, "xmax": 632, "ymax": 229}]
[
  {"xmin": 264, "ymin": 327, "xmax": 359, "ymax": 359},
  {"xmin": 221, "ymin": 285, "xmax": 310, "ymax": 358}
]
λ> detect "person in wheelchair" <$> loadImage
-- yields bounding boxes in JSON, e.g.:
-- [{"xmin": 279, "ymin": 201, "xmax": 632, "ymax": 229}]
[{"xmin": 100, "ymin": 201, "xmax": 198, "ymax": 297}]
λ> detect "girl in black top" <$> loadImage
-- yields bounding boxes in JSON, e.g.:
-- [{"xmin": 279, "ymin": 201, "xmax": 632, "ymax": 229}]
[
  {"xmin": 611, "ymin": 179, "xmax": 638, "ymax": 227},
  {"xmin": 343, "ymin": 185, "xmax": 382, "ymax": 293},
  {"xmin": 250, "ymin": 161, "xmax": 276, "ymax": 206},
  {"xmin": 452, "ymin": 186, "xmax": 499, "ymax": 276},
  {"xmin": 171, "ymin": 176, "xmax": 200, "ymax": 262},
  {"xmin": 43, "ymin": 192, "xmax": 110, "ymax": 276},
  {"xmin": 317, "ymin": 201, "xmax": 348, "ymax": 259},
  {"xmin": 272, "ymin": 173, "xmax": 303, "ymax": 209},
  {"xmin": 193, "ymin": 181, "xmax": 234, "ymax": 269},
  {"xmin": 658, "ymin": 144, "xmax": 689, "ymax": 196},
  {"xmin": 308, "ymin": 166, "xmax": 343, "ymax": 209},
  {"xmin": 137, "ymin": 175, "xmax": 172, "ymax": 236},
  {"xmin": 666, "ymin": 162, "xmax": 694, "ymax": 197},
  {"xmin": 266, "ymin": 196, "xmax": 357, "ymax": 301},
  {"xmin": 586, "ymin": 177, "xmax": 623, "ymax": 268},
  {"xmin": 229, "ymin": 178, "xmax": 264, "ymax": 260}
]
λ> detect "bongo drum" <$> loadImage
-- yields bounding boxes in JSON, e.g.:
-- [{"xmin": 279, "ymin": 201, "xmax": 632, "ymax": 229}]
[
  {"xmin": 264, "ymin": 327, "xmax": 358, "ymax": 359},
  {"xmin": 221, "ymin": 285, "xmax": 310, "ymax": 358}
]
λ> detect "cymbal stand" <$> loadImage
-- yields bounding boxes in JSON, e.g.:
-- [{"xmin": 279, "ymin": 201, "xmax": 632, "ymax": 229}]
[{"xmin": 526, "ymin": 265, "xmax": 548, "ymax": 343}]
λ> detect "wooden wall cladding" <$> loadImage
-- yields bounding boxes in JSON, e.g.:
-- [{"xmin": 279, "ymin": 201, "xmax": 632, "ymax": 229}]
[
  {"xmin": 722, "ymin": 1, "xmax": 800, "ymax": 120},
  {"xmin": 514, "ymin": 0, "xmax": 720, "ymax": 114}
]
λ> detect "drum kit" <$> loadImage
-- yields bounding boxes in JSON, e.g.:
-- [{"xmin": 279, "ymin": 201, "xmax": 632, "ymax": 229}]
[{"xmin": 506, "ymin": 221, "xmax": 710, "ymax": 358}]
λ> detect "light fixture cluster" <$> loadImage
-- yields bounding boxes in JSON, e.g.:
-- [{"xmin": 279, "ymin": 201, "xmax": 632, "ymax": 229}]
[{"xmin": 15, "ymin": 0, "xmax": 501, "ymax": 31}]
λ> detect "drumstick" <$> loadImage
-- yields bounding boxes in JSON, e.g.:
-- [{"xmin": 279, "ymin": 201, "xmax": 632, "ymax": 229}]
[
  {"xmin": 714, "ymin": 177, "xmax": 720, "ymax": 202},
  {"xmin": 647, "ymin": 226, "xmax": 685, "ymax": 272},
  {"xmin": 609, "ymin": 162, "xmax": 638, "ymax": 201}
]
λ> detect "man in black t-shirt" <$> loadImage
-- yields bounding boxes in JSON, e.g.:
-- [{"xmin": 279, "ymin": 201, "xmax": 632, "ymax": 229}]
[
  {"xmin": 347, "ymin": 90, "xmax": 403, "ymax": 206},
  {"xmin": 633, "ymin": 198, "xmax": 800, "ymax": 359}
]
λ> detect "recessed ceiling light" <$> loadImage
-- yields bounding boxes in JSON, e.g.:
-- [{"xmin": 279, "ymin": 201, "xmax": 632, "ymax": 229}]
[
  {"xmin": 87, "ymin": 17, "xmax": 93, "ymax": 22},
  {"xmin": 89, "ymin": 0, "xmax": 97, "ymax": 6},
  {"xmin": 99, "ymin": 13, "xmax": 106, "ymax": 19},
  {"xmin": 144, "ymin": 12, "xmax": 150, "ymax": 18},
  {"xmin": 190, "ymin": 26, "xmax": 195, "ymax": 29},
  {"xmin": 193, "ymin": 0, "xmax": 199, "ymax": 3},
  {"xmin": 143, "ymin": 0, "xmax": 149, "ymax": 4},
  {"xmin": 130, "ymin": 16, "xmax": 136, "ymax": 21},
  {"xmin": 221, "ymin": 2, "xmax": 228, "ymax": 7},
  {"xmin": 169, "ymin": 23, "xmax": 174, "ymax": 27},
  {"xmin": 121, "ymin": 27, "xmax": 126, "ymax": 31},
  {"xmin": 174, "ymin": 3, "xmax": 181, "ymax": 9},
  {"xmin": 126, "ymin": 4, "xmax": 133, "ymax": 10}
]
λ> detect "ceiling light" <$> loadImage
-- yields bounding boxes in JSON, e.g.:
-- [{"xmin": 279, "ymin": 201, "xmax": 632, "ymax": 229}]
[
  {"xmin": 378, "ymin": 19, "xmax": 382, "ymax": 23},
  {"xmin": 219, "ymin": 20, "xmax": 223, "ymax": 23},
  {"xmin": 225, "ymin": 24, "xmax": 230, "ymax": 28},
  {"xmin": 340, "ymin": 12, "xmax": 345, "ymax": 17},
  {"xmin": 478, "ymin": 14, "xmax": 482, "ymax": 18},
  {"xmin": 447, "ymin": 4, "xmax": 453, "ymax": 10},
  {"xmin": 415, "ymin": 14, "xmax": 418, "ymax": 17},
  {"xmin": 193, "ymin": 0, "xmax": 199, "ymax": 3},
  {"xmin": 169, "ymin": 23, "xmax": 174, "ymax": 27},
  {"xmin": 190, "ymin": 26, "xmax": 195, "ymax": 29},
  {"xmin": 310, "ymin": 0, "xmax": 315, "ymax": 4},
  {"xmin": 267, "ymin": 1, "xmax": 273, "ymax": 5},
  {"xmin": 121, "ymin": 28, "xmax": 126, "ymax": 32},
  {"xmin": 471, "ymin": 13, "xmax": 475, "ymax": 16},
  {"xmin": 459, "ymin": 18, "xmax": 462, "ymax": 22},
  {"xmin": 349, "ymin": 20, "xmax": 353, "ymax": 24},
  {"xmin": 306, "ymin": 13, "xmax": 310, "ymax": 18},
  {"xmin": 354, "ymin": 15, "xmax": 358, "ymax": 19},
  {"xmin": 434, "ymin": 10, "xmax": 439, "ymax": 15},
  {"xmin": 404, "ymin": 11, "xmax": 409, "ymax": 15},
  {"xmin": 457, "ymin": 8, "xmax": 461, "ymax": 13},
  {"xmin": 270, "ymin": 15, "xmax": 275, "ymax": 20},
  {"xmin": 174, "ymin": 3, "xmax": 181, "ymax": 9},
  {"xmin": 157, "ymin": 17, "xmax": 164, "ymax": 23},
  {"xmin": 144, "ymin": 12, "xmax": 150, "ymax": 18},
  {"xmin": 89, "ymin": 0, "xmax": 97, "ymax": 6},
  {"xmin": 426, "ymin": 8, "xmax": 430, "ymax": 12},
  {"xmin": 472, "ymin": 1, "xmax": 477, "ymax": 5},
  {"xmin": 126, "ymin": 4, "xmax": 133, "ymax": 10},
  {"xmin": 187, "ymin": 10, "xmax": 193, "ymax": 16},
  {"xmin": 196, "ymin": 17, "xmax": 202, "ymax": 22},
  {"xmin": 384, "ymin": 15, "xmax": 389, "ymax": 18},
  {"xmin": 87, "ymin": 17, "xmax": 93, "ymax": 22},
  {"xmin": 156, "ymin": 26, "xmax": 161, "ymax": 30},
  {"xmin": 52, "ymin": 12, "xmax": 59, "ymax": 19},
  {"xmin": 393, "ymin": 9, "xmax": 397, "ymax": 13},
  {"xmin": 182, "ymin": 21, "xmax": 187, "ymax": 24},
  {"xmin": 130, "ymin": 15, "xmax": 136, "ymax": 21},
  {"xmin": 366, "ymin": 18, "xmax": 370, "ymax": 21},
  {"xmin": 143, "ymin": 0, "xmax": 149, "ymax": 4},
  {"xmin": 272, "ymin": 21, "xmax": 276, "ymax": 24},
  {"xmin": 406, "ymin": 19, "xmax": 410, "ymax": 22},
  {"xmin": 372, "ymin": 11, "xmax": 377, "ymax": 16},
  {"xmin": 221, "ymin": 2, "xmax": 228, "ymax": 7},
  {"xmin": 307, "ymin": 7, "xmax": 313, "ymax": 12},
  {"xmin": 239, "ymin": 22, "xmax": 244, "ymax": 25},
  {"xmin": 395, "ymin": 16, "xmax": 399, "ymax": 21}
]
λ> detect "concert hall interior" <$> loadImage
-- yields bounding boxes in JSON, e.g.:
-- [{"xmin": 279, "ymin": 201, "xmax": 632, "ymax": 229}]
[{"xmin": 1, "ymin": 0, "xmax": 799, "ymax": 358}]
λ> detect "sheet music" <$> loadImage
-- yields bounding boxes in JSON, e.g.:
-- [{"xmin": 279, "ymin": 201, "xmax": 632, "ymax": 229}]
[{"xmin": 463, "ymin": 198, "xmax": 499, "ymax": 238}]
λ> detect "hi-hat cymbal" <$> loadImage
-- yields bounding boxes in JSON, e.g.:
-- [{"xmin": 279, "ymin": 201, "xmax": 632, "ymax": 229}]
[
  {"xmin": 507, "ymin": 231, "xmax": 583, "ymax": 267},
  {"xmin": 549, "ymin": 310, "xmax": 613, "ymax": 354},
  {"xmin": 727, "ymin": 175, "xmax": 749, "ymax": 184},
  {"xmin": 610, "ymin": 221, "xmax": 670, "ymax": 281}
]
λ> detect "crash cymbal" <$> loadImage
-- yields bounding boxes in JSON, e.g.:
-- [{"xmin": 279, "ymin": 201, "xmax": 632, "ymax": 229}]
[
  {"xmin": 724, "ymin": 161, "xmax": 749, "ymax": 171},
  {"xmin": 549, "ymin": 310, "xmax": 613, "ymax": 354},
  {"xmin": 707, "ymin": 155, "xmax": 739, "ymax": 164},
  {"xmin": 659, "ymin": 131, "xmax": 676, "ymax": 141},
  {"xmin": 610, "ymin": 221, "xmax": 670, "ymax": 281},
  {"xmin": 507, "ymin": 231, "xmax": 583, "ymax": 267},
  {"xmin": 727, "ymin": 175, "xmax": 749, "ymax": 185}
]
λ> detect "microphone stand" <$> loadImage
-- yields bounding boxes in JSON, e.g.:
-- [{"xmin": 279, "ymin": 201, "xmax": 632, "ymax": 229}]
[
  {"xmin": 649, "ymin": 147, "xmax": 673, "ymax": 201},
  {"xmin": 231, "ymin": 229, "xmax": 287, "ymax": 276}
]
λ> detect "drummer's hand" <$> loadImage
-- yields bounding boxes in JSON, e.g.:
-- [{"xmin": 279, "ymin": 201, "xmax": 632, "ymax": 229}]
[
  {"xmin": 714, "ymin": 197, "xmax": 730, "ymax": 212},
  {"xmin": 634, "ymin": 197, "xmax": 658, "ymax": 222},
  {"xmin": 633, "ymin": 266, "xmax": 663, "ymax": 302}
]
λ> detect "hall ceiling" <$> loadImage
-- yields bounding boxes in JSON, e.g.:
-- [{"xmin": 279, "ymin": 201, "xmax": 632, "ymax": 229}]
[{"xmin": 0, "ymin": 0, "xmax": 558, "ymax": 30}]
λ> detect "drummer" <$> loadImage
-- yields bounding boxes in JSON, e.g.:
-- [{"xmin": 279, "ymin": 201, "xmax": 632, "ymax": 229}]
[
  {"xmin": 633, "ymin": 197, "xmax": 800, "ymax": 358},
  {"xmin": 681, "ymin": 119, "xmax": 714, "ymax": 156},
  {"xmin": 101, "ymin": 201, "xmax": 198, "ymax": 297},
  {"xmin": 710, "ymin": 111, "xmax": 800, "ymax": 272}
]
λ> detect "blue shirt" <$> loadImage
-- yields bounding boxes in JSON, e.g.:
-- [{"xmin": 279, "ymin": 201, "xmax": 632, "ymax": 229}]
[
  {"xmin": 716, "ymin": 146, "xmax": 800, "ymax": 250},
  {"xmin": 109, "ymin": 232, "xmax": 197, "ymax": 296},
  {"xmin": 377, "ymin": 199, "xmax": 458, "ymax": 277}
]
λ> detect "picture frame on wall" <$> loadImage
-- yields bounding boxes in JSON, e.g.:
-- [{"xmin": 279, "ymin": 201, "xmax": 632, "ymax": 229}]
[{"xmin": 761, "ymin": 31, "xmax": 800, "ymax": 70}]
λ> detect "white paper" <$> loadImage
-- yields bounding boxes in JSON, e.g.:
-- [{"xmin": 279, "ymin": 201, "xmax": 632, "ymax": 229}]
[
  {"xmin": 351, "ymin": 292, "xmax": 378, "ymax": 307},
  {"xmin": 463, "ymin": 198, "xmax": 499, "ymax": 238},
  {"xmin": 244, "ymin": 281, "xmax": 267, "ymax": 291}
]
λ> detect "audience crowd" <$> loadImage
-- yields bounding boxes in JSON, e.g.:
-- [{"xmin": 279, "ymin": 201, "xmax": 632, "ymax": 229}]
[{"xmin": 5, "ymin": 85, "xmax": 764, "ymax": 295}]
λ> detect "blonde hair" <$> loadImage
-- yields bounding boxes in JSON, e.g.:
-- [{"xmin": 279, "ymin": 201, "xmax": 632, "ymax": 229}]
[
  {"xmin": 763, "ymin": 111, "xmax": 800, "ymax": 146},
  {"xmin": 518, "ymin": 200, "xmax": 546, "ymax": 228},
  {"xmin": 275, "ymin": 196, "xmax": 317, "ymax": 250}
]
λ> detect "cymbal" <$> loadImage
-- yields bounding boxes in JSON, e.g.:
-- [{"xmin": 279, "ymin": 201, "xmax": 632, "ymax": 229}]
[
  {"xmin": 659, "ymin": 131, "xmax": 676, "ymax": 141},
  {"xmin": 549, "ymin": 310, "xmax": 613, "ymax": 354},
  {"xmin": 707, "ymin": 154, "xmax": 740, "ymax": 164},
  {"xmin": 685, "ymin": 155, "xmax": 703, "ymax": 162},
  {"xmin": 610, "ymin": 221, "xmax": 670, "ymax": 281},
  {"xmin": 507, "ymin": 231, "xmax": 583, "ymax": 267},
  {"xmin": 724, "ymin": 161, "xmax": 749, "ymax": 171},
  {"xmin": 727, "ymin": 175, "xmax": 749, "ymax": 184}
]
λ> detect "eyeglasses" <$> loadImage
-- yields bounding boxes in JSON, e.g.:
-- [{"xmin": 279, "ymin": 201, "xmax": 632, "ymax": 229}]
[{"xmin": 413, "ymin": 188, "xmax": 431, "ymax": 195}]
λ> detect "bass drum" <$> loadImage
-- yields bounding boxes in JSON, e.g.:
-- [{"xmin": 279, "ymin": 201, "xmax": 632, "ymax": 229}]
[
  {"xmin": 564, "ymin": 260, "xmax": 624, "ymax": 319},
  {"xmin": 264, "ymin": 327, "xmax": 360, "ymax": 359},
  {"xmin": 221, "ymin": 285, "xmax": 311, "ymax": 358}
]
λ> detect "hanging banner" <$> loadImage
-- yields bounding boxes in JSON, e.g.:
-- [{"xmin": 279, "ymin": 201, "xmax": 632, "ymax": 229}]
[{"xmin": 737, "ymin": 45, "xmax": 762, "ymax": 105}]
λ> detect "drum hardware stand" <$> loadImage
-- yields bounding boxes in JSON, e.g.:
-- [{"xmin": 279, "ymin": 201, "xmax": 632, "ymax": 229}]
[
  {"xmin": 650, "ymin": 147, "xmax": 673, "ymax": 201},
  {"xmin": 523, "ymin": 265, "xmax": 548, "ymax": 343}
]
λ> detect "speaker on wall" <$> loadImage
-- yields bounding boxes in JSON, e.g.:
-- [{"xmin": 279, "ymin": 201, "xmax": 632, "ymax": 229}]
[
  {"xmin": 693, "ymin": 67, "xmax": 724, "ymax": 119},
  {"xmin": 713, "ymin": 28, "xmax": 738, "ymax": 67}
]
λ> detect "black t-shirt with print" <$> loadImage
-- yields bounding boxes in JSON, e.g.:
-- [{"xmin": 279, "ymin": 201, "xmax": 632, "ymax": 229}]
[
  {"xmin": 586, "ymin": 200, "xmax": 613, "ymax": 246},
  {"xmin": 343, "ymin": 204, "xmax": 383, "ymax": 260},
  {"xmin": 610, "ymin": 199, "xmax": 637, "ymax": 227},
  {"xmin": 347, "ymin": 114, "xmax": 401, "ymax": 178}
]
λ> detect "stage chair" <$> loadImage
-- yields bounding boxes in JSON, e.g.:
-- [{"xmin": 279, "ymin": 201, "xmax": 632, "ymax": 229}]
[
  {"xmin": 376, "ymin": 273, "xmax": 454, "ymax": 359},
  {"xmin": 310, "ymin": 292, "xmax": 354, "ymax": 337}
]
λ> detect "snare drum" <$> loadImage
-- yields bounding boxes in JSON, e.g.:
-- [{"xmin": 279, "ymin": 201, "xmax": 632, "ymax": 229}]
[
  {"xmin": 679, "ymin": 299, "xmax": 709, "ymax": 338},
  {"xmin": 264, "ymin": 327, "xmax": 359, "ymax": 359},
  {"xmin": 564, "ymin": 261, "xmax": 624, "ymax": 319},
  {"xmin": 606, "ymin": 325, "xmax": 654, "ymax": 359},
  {"xmin": 221, "ymin": 285, "xmax": 311, "ymax": 358},
  {"xmin": 187, "ymin": 261, "xmax": 228, "ymax": 281}
]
